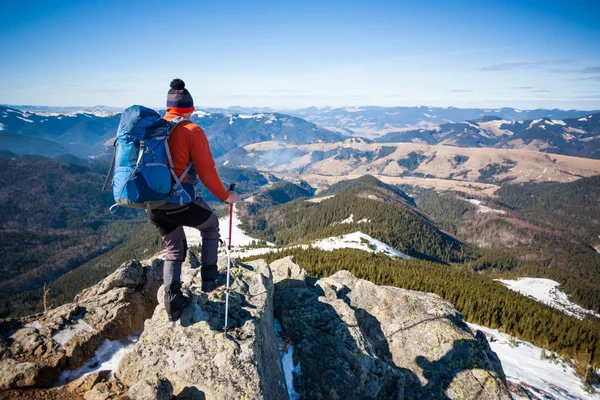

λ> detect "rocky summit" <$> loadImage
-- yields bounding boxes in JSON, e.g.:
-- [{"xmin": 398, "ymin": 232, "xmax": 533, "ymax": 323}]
[{"xmin": 0, "ymin": 254, "xmax": 510, "ymax": 399}]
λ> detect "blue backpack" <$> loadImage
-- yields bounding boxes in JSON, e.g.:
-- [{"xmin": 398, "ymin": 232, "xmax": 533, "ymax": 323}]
[{"xmin": 102, "ymin": 105, "xmax": 195, "ymax": 211}]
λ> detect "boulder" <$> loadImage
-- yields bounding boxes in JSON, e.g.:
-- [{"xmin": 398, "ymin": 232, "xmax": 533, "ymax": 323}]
[
  {"xmin": 270, "ymin": 256, "xmax": 306, "ymax": 287},
  {"xmin": 318, "ymin": 270, "xmax": 511, "ymax": 399},
  {"xmin": 117, "ymin": 259, "xmax": 288, "ymax": 399},
  {"xmin": 0, "ymin": 259, "xmax": 163, "ymax": 389},
  {"xmin": 128, "ymin": 377, "xmax": 173, "ymax": 400},
  {"xmin": 0, "ymin": 358, "xmax": 60, "ymax": 389},
  {"xmin": 274, "ymin": 261, "xmax": 405, "ymax": 399}
]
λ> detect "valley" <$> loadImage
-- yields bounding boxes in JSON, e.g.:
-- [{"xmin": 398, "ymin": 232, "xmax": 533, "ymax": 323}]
[
  {"xmin": 223, "ymin": 140, "xmax": 600, "ymax": 195},
  {"xmin": 1, "ymin": 105, "xmax": 600, "ymax": 396}
]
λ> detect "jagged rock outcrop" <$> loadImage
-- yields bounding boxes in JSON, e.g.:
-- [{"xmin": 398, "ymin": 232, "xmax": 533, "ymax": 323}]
[
  {"xmin": 1, "ymin": 254, "xmax": 511, "ymax": 400},
  {"xmin": 116, "ymin": 259, "xmax": 288, "ymax": 399},
  {"xmin": 271, "ymin": 256, "xmax": 511, "ymax": 400},
  {"xmin": 0, "ymin": 259, "xmax": 163, "ymax": 390}
]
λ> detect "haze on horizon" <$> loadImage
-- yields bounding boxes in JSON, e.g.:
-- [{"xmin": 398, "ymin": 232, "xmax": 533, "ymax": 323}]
[{"xmin": 1, "ymin": 0, "xmax": 599, "ymax": 110}]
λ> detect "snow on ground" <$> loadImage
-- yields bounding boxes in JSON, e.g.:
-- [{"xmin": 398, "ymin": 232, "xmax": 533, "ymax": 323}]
[
  {"xmin": 496, "ymin": 278, "xmax": 600, "ymax": 320},
  {"xmin": 340, "ymin": 214, "xmax": 354, "ymax": 224},
  {"xmin": 56, "ymin": 331, "xmax": 141, "ymax": 386},
  {"xmin": 275, "ymin": 319, "xmax": 301, "ymax": 400},
  {"xmin": 193, "ymin": 110, "xmax": 211, "ymax": 118},
  {"xmin": 16, "ymin": 116, "xmax": 33, "ymax": 123},
  {"xmin": 52, "ymin": 319, "xmax": 94, "ymax": 347},
  {"xmin": 527, "ymin": 119, "xmax": 543, "ymax": 129},
  {"xmin": 477, "ymin": 120, "xmax": 514, "ymax": 137},
  {"xmin": 579, "ymin": 116, "xmax": 592, "ymax": 121},
  {"xmin": 468, "ymin": 323, "xmax": 599, "ymax": 400},
  {"xmin": 312, "ymin": 231, "xmax": 410, "ymax": 259},
  {"xmin": 238, "ymin": 113, "xmax": 265, "ymax": 119},
  {"xmin": 0, "ymin": 122, "xmax": 5, "ymax": 131},
  {"xmin": 306, "ymin": 195, "xmax": 335, "ymax": 203},
  {"xmin": 465, "ymin": 198, "xmax": 506, "ymax": 214},
  {"xmin": 184, "ymin": 206, "xmax": 275, "ymax": 248}
]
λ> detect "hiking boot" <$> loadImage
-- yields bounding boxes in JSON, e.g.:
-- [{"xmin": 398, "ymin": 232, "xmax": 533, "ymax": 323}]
[
  {"xmin": 166, "ymin": 286, "xmax": 191, "ymax": 322},
  {"xmin": 201, "ymin": 274, "xmax": 228, "ymax": 293}
]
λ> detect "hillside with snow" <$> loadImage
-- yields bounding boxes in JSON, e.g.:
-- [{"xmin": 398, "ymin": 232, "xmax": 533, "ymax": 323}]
[
  {"xmin": 469, "ymin": 323, "xmax": 599, "ymax": 399},
  {"xmin": 497, "ymin": 278, "xmax": 600, "ymax": 320}
]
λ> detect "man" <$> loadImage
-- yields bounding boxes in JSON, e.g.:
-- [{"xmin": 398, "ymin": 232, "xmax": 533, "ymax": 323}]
[{"xmin": 147, "ymin": 78, "xmax": 237, "ymax": 322}]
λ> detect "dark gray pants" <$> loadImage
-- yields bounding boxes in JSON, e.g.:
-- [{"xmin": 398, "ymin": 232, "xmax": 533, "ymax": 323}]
[{"xmin": 147, "ymin": 198, "xmax": 220, "ymax": 316}]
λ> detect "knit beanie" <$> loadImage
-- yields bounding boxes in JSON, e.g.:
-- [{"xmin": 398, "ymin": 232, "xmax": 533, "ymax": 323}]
[{"xmin": 166, "ymin": 78, "xmax": 194, "ymax": 114}]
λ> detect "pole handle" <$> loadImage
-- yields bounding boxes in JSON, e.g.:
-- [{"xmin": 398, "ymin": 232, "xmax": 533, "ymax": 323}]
[{"xmin": 229, "ymin": 183, "xmax": 236, "ymax": 192}]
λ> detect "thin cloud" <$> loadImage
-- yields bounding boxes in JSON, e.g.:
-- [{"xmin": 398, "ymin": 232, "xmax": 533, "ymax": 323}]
[
  {"xmin": 513, "ymin": 86, "xmax": 535, "ymax": 90},
  {"xmin": 449, "ymin": 89, "xmax": 474, "ymax": 93},
  {"xmin": 268, "ymin": 89, "xmax": 310, "ymax": 94},
  {"xmin": 580, "ymin": 66, "xmax": 600, "ymax": 74},
  {"xmin": 481, "ymin": 59, "xmax": 573, "ymax": 71}
]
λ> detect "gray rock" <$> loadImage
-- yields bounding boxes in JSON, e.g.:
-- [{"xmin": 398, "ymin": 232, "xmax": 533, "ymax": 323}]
[
  {"xmin": 66, "ymin": 369, "xmax": 111, "ymax": 394},
  {"xmin": 270, "ymin": 256, "xmax": 306, "ymax": 287},
  {"xmin": 117, "ymin": 259, "xmax": 288, "ymax": 399},
  {"xmin": 128, "ymin": 377, "xmax": 174, "ymax": 400},
  {"xmin": 274, "ymin": 263, "xmax": 405, "ymax": 399},
  {"xmin": 0, "ymin": 358, "xmax": 60, "ymax": 389},
  {"xmin": 0, "ymin": 258, "xmax": 162, "ymax": 389},
  {"xmin": 319, "ymin": 270, "xmax": 511, "ymax": 400}
]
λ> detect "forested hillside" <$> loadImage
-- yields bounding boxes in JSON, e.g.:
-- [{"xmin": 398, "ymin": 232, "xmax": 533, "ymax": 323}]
[
  {"xmin": 0, "ymin": 220, "xmax": 162, "ymax": 318},
  {"xmin": 0, "ymin": 157, "xmax": 142, "ymax": 302},
  {"xmin": 242, "ymin": 184, "xmax": 469, "ymax": 263},
  {"xmin": 410, "ymin": 176, "xmax": 600, "ymax": 314}
]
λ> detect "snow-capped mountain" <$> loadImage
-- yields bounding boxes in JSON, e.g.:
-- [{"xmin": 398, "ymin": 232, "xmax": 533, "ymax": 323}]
[
  {"xmin": 378, "ymin": 113, "xmax": 600, "ymax": 159},
  {"xmin": 0, "ymin": 106, "xmax": 343, "ymax": 159},
  {"xmin": 290, "ymin": 106, "xmax": 599, "ymax": 139}
]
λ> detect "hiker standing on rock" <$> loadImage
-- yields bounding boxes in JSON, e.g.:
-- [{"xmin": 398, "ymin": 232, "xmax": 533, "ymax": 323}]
[{"xmin": 147, "ymin": 78, "xmax": 238, "ymax": 322}]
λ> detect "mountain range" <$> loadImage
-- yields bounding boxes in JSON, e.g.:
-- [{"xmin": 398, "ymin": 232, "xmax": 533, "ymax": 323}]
[
  {"xmin": 2, "ymin": 105, "xmax": 600, "ymax": 161},
  {"xmin": 0, "ymin": 106, "xmax": 344, "ymax": 160},
  {"xmin": 290, "ymin": 106, "xmax": 600, "ymax": 138},
  {"xmin": 378, "ymin": 114, "xmax": 600, "ymax": 159}
]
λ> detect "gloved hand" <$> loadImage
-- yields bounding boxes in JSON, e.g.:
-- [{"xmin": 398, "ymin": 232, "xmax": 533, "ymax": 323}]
[{"xmin": 225, "ymin": 190, "xmax": 238, "ymax": 204}]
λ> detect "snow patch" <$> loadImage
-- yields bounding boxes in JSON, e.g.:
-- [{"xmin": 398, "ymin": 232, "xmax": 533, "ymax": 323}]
[
  {"xmin": 193, "ymin": 110, "xmax": 211, "ymax": 118},
  {"xmin": 275, "ymin": 319, "xmax": 301, "ymax": 400},
  {"xmin": 16, "ymin": 116, "xmax": 33, "ymax": 123},
  {"xmin": 468, "ymin": 323, "xmax": 598, "ymax": 400},
  {"xmin": 306, "ymin": 195, "xmax": 335, "ymax": 203},
  {"xmin": 312, "ymin": 231, "xmax": 410, "ymax": 259},
  {"xmin": 223, "ymin": 160, "xmax": 229, "ymax": 166},
  {"xmin": 185, "ymin": 206, "xmax": 275, "ymax": 249},
  {"xmin": 238, "ymin": 113, "xmax": 265, "ymax": 119},
  {"xmin": 497, "ymin": 278, "xmax": 600, "ymax": 320},
  {"xmin": 0, "ymin": 122, "xmax": 4, "ymax": 131},
  {"xmin": 527, "ymin": 119, "xmax": 544, "ymax": 129},
  {"xmin": 343, "ymin": 107, "xmax": 366, "ymax": 112},
  {"xmin": 551, "ymin": 120, "xmax": 567, "ymax": 126},
  {"xmin": 465, "ymin": 198, "xmax": 506, "ymax": 214},
  {"xmin": 340, "ymin": 214, "xmax": 354, "ymax": 224},
  {"xmin": 52, "ymin": 319, "xmax": 94, "ymax": 347},
  {"xmin": 56, "ymin": 330, "xmax": 141, "ymax": 386}
]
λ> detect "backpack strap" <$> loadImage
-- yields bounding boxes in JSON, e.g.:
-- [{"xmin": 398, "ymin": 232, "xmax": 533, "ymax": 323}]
[
  {"xmin": 102, "ymin": 140, "xmax": 117, "ymax": 192},
  {"xmin": 165, "ymin": 118, "xmax": 194, "ymax": 205}
]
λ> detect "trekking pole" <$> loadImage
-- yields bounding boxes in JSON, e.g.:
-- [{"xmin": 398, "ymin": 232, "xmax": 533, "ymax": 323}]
[{"xmin": 224, "ymin": 183, "xmax": 236, "ymax": 332}]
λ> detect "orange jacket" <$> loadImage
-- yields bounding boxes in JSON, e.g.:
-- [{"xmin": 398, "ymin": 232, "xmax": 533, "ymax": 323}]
[{"xmin": 164, "ymin": 109, "xmax": 228, "ymax": 201}]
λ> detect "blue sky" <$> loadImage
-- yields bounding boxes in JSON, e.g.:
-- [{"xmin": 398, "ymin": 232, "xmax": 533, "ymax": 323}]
[{"xmin": 1, "ymin": 0, "xmax": 599, "ymax": 109}]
